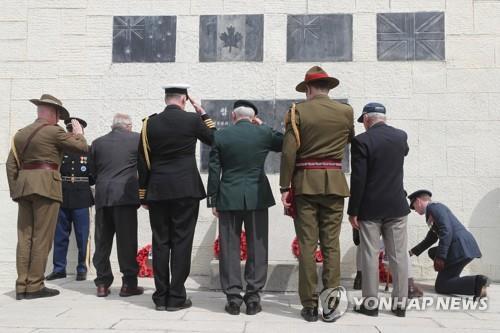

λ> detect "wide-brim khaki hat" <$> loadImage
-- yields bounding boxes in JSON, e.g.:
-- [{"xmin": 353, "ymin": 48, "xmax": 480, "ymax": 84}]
[
  {"xmin": 30, "ymin": 94, "xmax": 70, "ymax": 121},
  {"xmin": 295, "ymin": 66, "xmax": 340, "ymax": 93}
]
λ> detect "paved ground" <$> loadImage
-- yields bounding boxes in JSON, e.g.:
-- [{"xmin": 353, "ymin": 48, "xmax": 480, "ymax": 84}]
[{"xmin": 0, "ymin": 270, "xmax": 498, "ymax": 333}]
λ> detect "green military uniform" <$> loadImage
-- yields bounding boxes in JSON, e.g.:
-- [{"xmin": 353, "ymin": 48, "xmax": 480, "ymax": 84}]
[
  {"xmin": 280, "ymin": 67, "xmax": 354, "ymax": 309},
  {"xmin": 5, "ymin": 95, "xmax": 88, "ymax": 297}
]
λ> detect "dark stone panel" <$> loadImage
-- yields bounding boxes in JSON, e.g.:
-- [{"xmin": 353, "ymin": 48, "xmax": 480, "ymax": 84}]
[
  {"xmin": 112, "ymin": 16, "xmax": 176, "ymax": 63},
  {"xmin": 286, "ymin": 14, "xmax": 353, "ymax": 62},
  {"xmin": 200, "ymin": 99, "xmax": 350, "ymax": 174},
  {"xmin": 199, "ymin": 15, "xmax": 264, "ymax": 62},
  {"xmin": 377, "ymin": 12, "xmax": 445, "ymax": 61}
]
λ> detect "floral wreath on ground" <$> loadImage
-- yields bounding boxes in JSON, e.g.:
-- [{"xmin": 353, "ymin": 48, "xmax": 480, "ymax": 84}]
[
  {"xmin": 136, "ymin": 244, "xmax": 154, "ymax": 278},
  {"xmin": 213, "ymin": 231, "xmax": 247, "ymax": 261},
  {"xmin": 291, "ymin": 237, "xmax": 324, "ymax": 262}
]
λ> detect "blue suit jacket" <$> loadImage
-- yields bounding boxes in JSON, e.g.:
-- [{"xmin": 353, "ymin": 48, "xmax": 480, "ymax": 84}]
[{"xmin": 411, "ymin": 202, "xmax": 481, "ymax": 265}]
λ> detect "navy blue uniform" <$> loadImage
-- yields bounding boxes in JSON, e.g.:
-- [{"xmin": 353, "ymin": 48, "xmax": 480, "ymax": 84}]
[{"xmin": 52, "ymin": 151, "xmax": 94, "ymax": 274}]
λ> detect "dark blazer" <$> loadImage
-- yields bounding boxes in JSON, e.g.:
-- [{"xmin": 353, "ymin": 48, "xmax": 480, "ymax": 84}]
[
  {"xmin": 138, "ymin": 105, "xmax": 215, "ymax": 202},
  {"xmin": 347, "ymin": 122, "xmax": 410, "ymax": 220},
  {"xmin": 207, "ymin": 120, "xmax": 283, "ymax": 211},
  {"xmin": 90, "ymin": 128, "xmax": 140, "ymax": 209},
  {"xmin": 411, "ymin": 202, "xmax": 482, "ymax": 266},
  {"xmin": 60, "ymin": 151, "xmax": 95, "ymax": 209}
]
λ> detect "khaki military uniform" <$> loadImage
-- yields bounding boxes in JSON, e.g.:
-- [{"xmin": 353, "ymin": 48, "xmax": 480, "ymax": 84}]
[
  {"xmin": 280, "ymin": 95, "xmax": 354, "ymax": 308},
  {"xmin": 6, "ymin": 118, "xmax": 88, "ymax": 294}
]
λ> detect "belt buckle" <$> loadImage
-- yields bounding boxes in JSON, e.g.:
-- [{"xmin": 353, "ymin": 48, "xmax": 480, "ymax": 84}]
[{"xmin": 71, "ymin": 176, "xmax": 75, "ymax": 183}]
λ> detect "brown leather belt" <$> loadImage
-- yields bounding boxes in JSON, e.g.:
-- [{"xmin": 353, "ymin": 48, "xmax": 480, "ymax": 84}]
[
  {"xmin": 295, "ymin": 158, "xmax": 342, "ymax": 170},
  {"xmin": 22, "ymin": 162, "xmax": 59, "ymax": 171}
]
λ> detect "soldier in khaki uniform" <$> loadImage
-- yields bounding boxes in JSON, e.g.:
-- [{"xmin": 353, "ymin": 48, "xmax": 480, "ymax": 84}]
[
  {"xmin": 280, "ymin": 67, "xmax": 354, "ymax": 322},
  {"xmin": 6, "ymin": 94, "xmax": 88, "ymax": 300}
]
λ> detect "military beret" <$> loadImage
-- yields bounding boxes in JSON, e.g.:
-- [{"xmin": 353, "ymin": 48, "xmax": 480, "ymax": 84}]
[
  {"xmin": 357, "ymin": 102, "xmax": 386, "ymax": 123},
  {"xmin": 233, "ymin": 100, "xmax": 258, "ymax": 115},
  {"xmin": 408, "ymin": 189, "xmax": 432, "ymax": 209}
]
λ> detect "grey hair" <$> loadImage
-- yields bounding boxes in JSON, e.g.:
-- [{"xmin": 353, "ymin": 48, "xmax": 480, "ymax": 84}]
[
  {"xmin": 111, "ymin": 113, "xmax": 132, "ymax": 130},
  {"xmin": 233, "ymin": 106, "xmax": 255, "ymax": 119},
  {"xmin": 365, "ymin": 112, "xmax": 386, "ymax": 120},
  {"xmin": 165, "ymin": 93, "xmax": 185, "ymax": 101}
]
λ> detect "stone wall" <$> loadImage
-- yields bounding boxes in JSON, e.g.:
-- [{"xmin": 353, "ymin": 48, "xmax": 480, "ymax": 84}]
[{"xmin": 0, "ymin": 0, "xmax": 499, "ymax": 282}]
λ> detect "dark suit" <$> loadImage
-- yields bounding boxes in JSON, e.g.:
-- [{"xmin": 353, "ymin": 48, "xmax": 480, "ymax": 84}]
[
  {"xmin": 138, "ymin": 105, "xmax": 215, "ymax": 308},
  {"xmin": 348, "ymin": 122, "xmax": 410, "ymax": 303},
  {"xmin": 90, "ymin": 128, "xmax": 141, "ymax": 288},
  {"xmin": 207, "ymin": 120, "xmax": 283, "ymax": 305},
  {"xmin": 52, "ymin": 151, "xmax": 94, "ymax": 275},
  {"xmin": 411, "ymin": 202, "xmax": 482, "ymax": 295}
]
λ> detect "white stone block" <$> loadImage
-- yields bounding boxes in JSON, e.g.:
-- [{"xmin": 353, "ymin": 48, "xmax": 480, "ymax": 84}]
[
  {"xmin": 364, "ymin": 63, "xmax": 412, "ymax": 98},
  {"xmin": 87, "ymin": 0, "xmax": 129, "ymax": 16},
  {"xmin": 0, "ymin": 0, "xmax": 28, "ymax": 20},
  {"xmin": 353, "ymin": 13, "xmax": 377, "ymax": 62},
  {"xmin": 447, "ymin": 146, "xmax": 475, "ymax": 176},
  {"xmin": 85, "ymin": 46, "xmax": 112, "ymax": 76},
  {"xmin": 474, "ymin": 1, "xmax": 500, "ymax": 35},
  {"xmin": 10, "ymin": 78, "xmax": 58, "ymax": 101},
  {"xmin": 28, "ymin": 0, "xmax": 87, "ymax": 9},
  {"xmin": 446, "ymin": 0, "xmax": 473, "ymax": 34},
  {"xmin": 148, "ymin": 0, "xmax": 190, "ymax": 15},
  {"xmin": 175, "ymin": 16, "xmax": 198, "ymax": 63},
  {"xmin": 447, "ymin": 69, "xmax": 500, "ymax": 93},
  {"xmin": 223, "ymin": 0, "xmax": 266, "ymax": 14},
  {"xmin": 356, "ymin": 0, "xmax": 390, "ymax": 12},
  {"xmin": 0, "ymin": 40, "xmax": 26, "ymax": 61},
  {"xmin": 418, "ymin": 144, "xmax": 447, "ymax": 177},
  {"xmin": 426, "ymin": 93, "xmax": 489, "ymax": 121},
  {"xmin": 433, "ymin": 177, "xmax": 463, "ymax": 207},
  {"xmin": 412, "ymin": 63, "xmax": 446, "ymax": 94},
  {"xmin": 403, "ymin": 144, "xmax": 420, "ymax": 177},
  {"xmin": 390, "ymin": 0, "xmax": 445, "ymax": 11},
  {"xmin": 57, "ymin": 35, "xmax": 87, "ymax": 76},
  {"xmin": 0, "ymin": 21, "xmax": 27, "ymax": 40},
  {"xmin": 488, "ymin": 93, "xmax": 500, "ymax": 120},
  {"xmin": 447, "ymin": 35, "xmax": 496, "ymax": 69},
  {"xmin": 190, "ymin": 0, "xmax": 224, "ymax": 14},
  {"xmin": 27, "ymin": 9, "xmax": 62, "ymax": 61},
  {"xmin": 61, "ymin": 9, "xmax": 87, "ymax": 35},
  {"xmin": 263, "ymin": 0, "xmax": 307, "ymax": 14},
  {"xmin": 306, "ymin": 0, "xmax": 355, "ymax": 13},
  {"xmin": 264, "ymin": 14, "xmax": 287, "ymax": 63},
  {"xmin": 85, "ymin": 16, "xmax": 113, "ymax": 47}
]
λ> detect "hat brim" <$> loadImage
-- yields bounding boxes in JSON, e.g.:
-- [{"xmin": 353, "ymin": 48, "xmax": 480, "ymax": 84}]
[
  {"xmin": 30, "ymin": 99, "xmax": 70, "ymax": 121},
  {"xmin": 357, "ymin": 113, "xmax": 366, "ymax": 123},
  {"xmin": 65, "ymin": 117, "xmax": 87, "ymax": 128},
  {"xmin": 295, "ymin": 77, "xmax": 339, "ymax": 93}
]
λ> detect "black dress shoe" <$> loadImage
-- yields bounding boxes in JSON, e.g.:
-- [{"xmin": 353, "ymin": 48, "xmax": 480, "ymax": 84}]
[
  {"xmin": 354, "ymin": 303, "xmax": 379, "ymax": 317},
  {"xmin": 246, "ymin": 302, "xmax": 262, "ymax": 315},
  {"xmin": 45, "ymin": 272, "xmax": 66, "ymax": 281},
  {"xmin": 76, "ymin": 272, "xmax": 87, "ymax": 281},
  {"xmin": 166, "ymin": 298, "xmax": 192, "ymax": 311},
  {"xmin": 96, "ymin": 285, "xmax": 110, "ymax": 297},
  {"xmin": 300, "ymin": 307, "xmax": 319, "ymax": 322},
  {"xmin": 391, "ymin": 307, "xmax": 406, "ymax": 317},
  {"xmin": 225, "ymin": 302, "xmax": 241, "ymax": 315},
  {"xmin": 16, "ymin": 292, "xmax": 25, "ymax": 300},
  {"xmin": 353, "ymin": 271, "xmax": 362, "ymax": 290},
  {"xmin": 155, "ymin": 305, "xmax": 167, "ymax": 311},
  {"xmin": 25, "ymin": 287, "xmax": 60, "ymax": 299},
  {"xmin": 119, "ymin": 285, "xmax": 144, "ymax": 297},
  {"xmin": 474, "ymin": 275, "xmax": 490, "ymax": 301}
]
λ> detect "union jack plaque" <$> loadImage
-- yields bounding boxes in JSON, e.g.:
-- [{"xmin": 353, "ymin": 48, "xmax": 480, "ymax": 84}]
[
  {"xmin": 112, "ymin": 16, "xmax": 177, "ymax": 63},
  {"xmin": 377, "ymin": 12, "xmax": 445, "ymax": 61}
]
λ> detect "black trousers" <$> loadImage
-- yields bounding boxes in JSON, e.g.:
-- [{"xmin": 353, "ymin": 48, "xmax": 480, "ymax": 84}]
[
  {"xmin": 149, "ymin": 198, "xmax": 199, "ymax": 307},
  {"xmin": 218, "ymin": 209, "xmax": 269, "ymax": 305},
  {"xmin": 93, "ymin": 205, "xmax": 139, "ymax": 288},
  {"xmin": 428, "ymin": 247, "xmax": 476, "ymax": 295}
]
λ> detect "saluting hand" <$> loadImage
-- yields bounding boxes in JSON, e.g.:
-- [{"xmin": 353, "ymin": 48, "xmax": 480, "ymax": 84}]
[
  {"xmin": 188, "ymin": 96, "xmax": 206, "ymax": 115},
  {"xmin": 252, "ymin": 117, "xmax": 263, "ymax": 125},
  {"xmin": 71, "ymin": 119, "xmax": 83, "ymax": 135}
]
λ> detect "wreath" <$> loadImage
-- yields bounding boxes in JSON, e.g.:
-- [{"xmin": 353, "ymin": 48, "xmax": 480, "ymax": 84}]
[
  {"xmin": 213, "ymin": 231, "xmax": 247, "ymax": 261},
  {"xmin": 291, "ymin": 237, "xmax": 324, "ymax": 262},
  {"xmin": 136, "ymin": 244, "xmax": 154, "ymax": 278}
]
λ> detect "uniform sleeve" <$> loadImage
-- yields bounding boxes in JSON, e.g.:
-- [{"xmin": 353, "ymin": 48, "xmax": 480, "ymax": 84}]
[
  {"xmin": 206, "ymin": 136, "xmax": 221, "ymax": 208},
  {"xmin": 279, "ymin": 110, "xmax": 300, "ymax": 189},
  {"xmin": 86, "ymin": 147, "xmax": 96, "ymax": 186},
  {"xmin": 5, "ymin": 149, "xmax": 19, "ymax": 199},
  {"xmin": 196, "ymin": 114, "xmax": 216, "ymax": 146},
  {"xmin": 347, "ymin": 106, "xmax": 355, "ymax": 143},
  {"xmin": 137, "ymin": 124, "xmax": 150, "ymax": 204},
  {"xmin": 347, "ymin": 137, "xmax": 368, "ymax": 216},
  {"xmin": 269, "ymin": 127, "xmax": 284, "ymax": 153},
  {"xmin": 429, "ymin": 204, "xmax": 454, "ymax": 260},
  {"xmin": 411, "ymin": 229, "xmax": 439, "ymax": 256},
  {"xmin": 54, "ymin": 126, "xmax": 88, "ymax": 154}
]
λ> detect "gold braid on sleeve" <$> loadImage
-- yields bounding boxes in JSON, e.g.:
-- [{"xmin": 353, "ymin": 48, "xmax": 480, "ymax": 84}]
[{"xmin": 141, "ymin": 117, "xmax": 151, "ymax": 170}]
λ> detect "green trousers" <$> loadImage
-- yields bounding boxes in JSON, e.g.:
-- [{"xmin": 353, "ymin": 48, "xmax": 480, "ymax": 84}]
[
  {"xmin": 16, "ymin": 194, "xmax": 60, "ymax": 293},
  {"xmin": 294, "ymin": 194, "xmax": 344, "ymax": 308}
]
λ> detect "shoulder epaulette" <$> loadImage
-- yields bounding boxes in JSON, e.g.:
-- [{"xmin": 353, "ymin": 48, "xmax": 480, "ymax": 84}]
[{"xmin": 142, "ymin": 113, "xmax": 157, "ymax": 122}]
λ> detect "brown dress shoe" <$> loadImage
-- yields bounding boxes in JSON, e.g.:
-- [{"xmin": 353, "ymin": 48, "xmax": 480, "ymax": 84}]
[
  {"xmin": 119, "ymin": 285, "xmax": 144, "ymax": 297},
  {"xmin": 96, "ymin": 285, "xmax": 110, "ymax": 297},
  {"xmin": 408, "ymin": 278, "xmax": 423, "ymax": 298}
]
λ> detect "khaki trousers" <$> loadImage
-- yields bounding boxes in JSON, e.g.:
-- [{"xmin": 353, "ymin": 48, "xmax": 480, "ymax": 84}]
[
  {"xmin": 16, "ymin": 194, "xmax": 60, "ymax": 293},
  {"xmin": 294, "ymin": 194, "xmax": 344, "ymax": 308}
]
